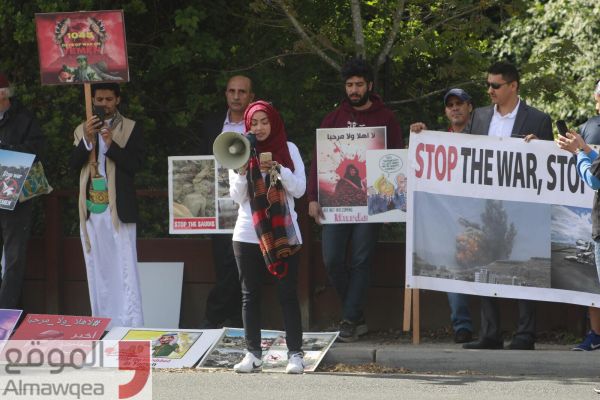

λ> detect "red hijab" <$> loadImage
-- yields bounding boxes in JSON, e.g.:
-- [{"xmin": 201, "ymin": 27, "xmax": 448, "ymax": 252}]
[{"xmin": 244, "ymin": 101, "xmax": 294, "ymax": 172}]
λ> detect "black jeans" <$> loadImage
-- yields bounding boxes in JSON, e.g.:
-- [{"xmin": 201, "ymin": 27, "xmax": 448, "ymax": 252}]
[
  {"xmin": 205, "ymin": 234, "xmax": 242, "ymax": 326},
  {"xmin": 233, "ymin": 241, "xmax": 302, "ymax": 357},
  {"xmin": 0, "ymin": 200, "xmax": 33, "ymax": 308}
]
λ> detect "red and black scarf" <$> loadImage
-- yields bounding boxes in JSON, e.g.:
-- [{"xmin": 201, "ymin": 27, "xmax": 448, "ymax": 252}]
[{"xmin": 244, "ymin": 101, "xmax": 300, "ymax": 278}]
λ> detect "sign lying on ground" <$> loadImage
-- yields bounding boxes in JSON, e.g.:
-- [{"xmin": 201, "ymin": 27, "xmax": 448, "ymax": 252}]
[
  {"xmin": 12, "ymin": 314, "xmax": 110, "ymax": 340},
  {"xmin": 197, "ymin": 328, "xmax": 338, "ymax": 372},
  {"xmin": 103, "ymin": 327, "xmax": 222, "ymax": 368}
]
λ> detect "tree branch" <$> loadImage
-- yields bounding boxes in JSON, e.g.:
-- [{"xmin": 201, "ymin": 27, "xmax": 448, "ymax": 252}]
[
  {"xmin": 385, "ymin": 80, "xmax": 479, "ymax": 106},
  {"xmin": 274, "ymin": 0, "xmax": 341, "ymax": 71},
  {"xmin": 223, "ymin": 52, "xmax": 313, "ymax": 73},
  {"xmin": 350, "ymin": 0, "xmax": 366, "ymax": 58},
  {"xmin": 419, "ymin": 4, "xmax": 487, "ymax": 43},
  {"xmin": 375, "ymin": 0, "xmax": 406, "ymax": 69}
]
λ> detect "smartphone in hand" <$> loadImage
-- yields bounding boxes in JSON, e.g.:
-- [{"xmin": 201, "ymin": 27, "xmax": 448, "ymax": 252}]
[
  {"xmin": 556, "ymin": 120, "xmax": 569, "ymax": 136},
  {"xmin": 259, "ymin": 152, "xmax": 272, "ymax": 172},
  {"xmin": 93, "ymin": 106, "xmax": 106, "ymax": 126}
]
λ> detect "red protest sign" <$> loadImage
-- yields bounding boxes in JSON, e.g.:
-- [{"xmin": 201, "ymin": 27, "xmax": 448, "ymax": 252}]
[
  {"xmin": 11, "ymin": 314, "xmax": 110, "ymax": 340},
  {"xmin": 35, "ymin": 10, "xmax": 129, "ymax": 85}
]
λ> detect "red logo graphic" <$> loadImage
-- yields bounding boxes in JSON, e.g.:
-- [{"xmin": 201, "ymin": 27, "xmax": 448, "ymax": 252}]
[{"xmin": 118, "ymin": 341, "xmax": 150, "ymax": 399}]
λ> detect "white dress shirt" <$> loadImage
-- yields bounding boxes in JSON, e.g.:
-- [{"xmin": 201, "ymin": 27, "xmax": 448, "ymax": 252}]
[
  {"xmin": 488, "ymin": 99, "xmax": 520, "ymax": 137},
  {"xmin": 222, "ymin": 110, "xmax": 245, "ymax": 134},
  {"xmin": 82, "ymin": 117, "xmax": 114, "ymax": 177}
]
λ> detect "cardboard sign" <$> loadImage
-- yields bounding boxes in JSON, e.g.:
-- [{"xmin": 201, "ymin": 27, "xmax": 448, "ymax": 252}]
[
  {"xmin": 11, "ymin": 314, "xmax": 110, "ymax": 340},
  {"xmin": 168, "ymin": 156, "xmax": 238, "ymax": 234},
  {"xmin": 102, "ymin": 327, "xmax": 222, "ymax": 368},
  {"xmin": 316, "ymin": 127, "xmax": 386, "ymax": 224},
  {"xmin": 35, "ymin": 10, "xmax": 129, "ymax": 85},
  {"xmin": 0, "ymin": 150, "xmax": 36, "ymax": 210},
  {"xmin": 0, "ymin": 309, "xmax": 22, "ymax": 340}
]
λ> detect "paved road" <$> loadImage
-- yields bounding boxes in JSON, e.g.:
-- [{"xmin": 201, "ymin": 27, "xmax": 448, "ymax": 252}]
[{"xmin": 153, "ymin": 370, "xmax": 600, "ymax": 400}]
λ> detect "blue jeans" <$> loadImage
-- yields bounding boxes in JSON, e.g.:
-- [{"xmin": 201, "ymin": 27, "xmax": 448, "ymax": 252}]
[
  {"xmin": 321, "ymin": 223, "xmax": 380, "ymax": 322},
  {"xmin": 447, "ymin": 292, "xmax": 472, "ymax": 333}
]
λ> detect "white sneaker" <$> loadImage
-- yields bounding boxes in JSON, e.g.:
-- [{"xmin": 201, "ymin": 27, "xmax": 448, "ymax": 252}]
[
  {"xmin": 233, "ymin": 352, "xmax": 262, "ymax": 373},
  {"xmin": 285, "ymin": 352, "xmax": 305, "ymax": 374}
]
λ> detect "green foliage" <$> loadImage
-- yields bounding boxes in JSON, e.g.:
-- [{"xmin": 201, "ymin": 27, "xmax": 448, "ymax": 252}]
[
  {"xmin": 0, "ymin": 0, "xmax": 546, "ymax": 242},
  {"xmin": 494, "ymin": 0, "xmax": 600, "ymax": 125}
]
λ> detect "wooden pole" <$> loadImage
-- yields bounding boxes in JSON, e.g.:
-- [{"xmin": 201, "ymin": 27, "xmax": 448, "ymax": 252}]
[
  {"xmin": 83, "ymin": 83, "xmax": 98, "ymax": 179},
  {"xmin": 403, "ymin": 288, "xmax": 412, "ymax": 331}
]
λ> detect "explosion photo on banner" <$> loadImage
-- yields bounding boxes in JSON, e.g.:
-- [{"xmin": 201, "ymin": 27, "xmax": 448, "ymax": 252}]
[{"xmin": 35, "ymin": 10, "xmax": 129, "ymax": 85}]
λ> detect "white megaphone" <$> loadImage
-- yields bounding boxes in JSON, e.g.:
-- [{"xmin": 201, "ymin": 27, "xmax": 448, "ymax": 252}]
[{"xmin": 212, "ymin": 131, "xmax": 255, "ymax": 169}]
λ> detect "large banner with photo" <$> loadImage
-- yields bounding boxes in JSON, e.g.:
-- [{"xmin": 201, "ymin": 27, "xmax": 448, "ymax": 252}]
[
  {"xmin": 316, "ymin": 126, "xmax": 386, "ymax": 224},
  {"xmin": 168, "ymin": 156, "xmax": 238, "ymax": 234},
  {"xmin": 406, "ymin": 131, "xmax": 600, "ymax": 307}
]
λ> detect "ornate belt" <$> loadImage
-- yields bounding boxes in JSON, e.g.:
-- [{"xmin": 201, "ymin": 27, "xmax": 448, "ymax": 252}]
[{"xmin": 86, "ymin": 177, "xmax": 109, "ymax": 214}]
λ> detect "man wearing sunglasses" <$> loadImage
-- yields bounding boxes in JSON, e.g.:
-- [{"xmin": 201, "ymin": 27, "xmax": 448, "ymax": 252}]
[{"xmin": 463, "ymin": 61, "xmax": 552, "ymax": 351}]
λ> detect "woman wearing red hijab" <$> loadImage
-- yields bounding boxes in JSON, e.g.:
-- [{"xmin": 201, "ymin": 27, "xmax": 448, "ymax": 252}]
[{"xmin": 229, "ymin": 101, "xmax": 306, "ymax": 374}]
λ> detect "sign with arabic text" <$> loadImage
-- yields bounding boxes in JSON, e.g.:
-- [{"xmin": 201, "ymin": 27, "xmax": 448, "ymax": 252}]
[{"xmin": 11, "ymin": 314, "xmax": 110, "ymax": 341}]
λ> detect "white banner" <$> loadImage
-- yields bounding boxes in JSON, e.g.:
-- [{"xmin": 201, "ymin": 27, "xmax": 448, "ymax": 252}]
[{"xmin": 406, "ymin": 131, "xmax": 600, "ymax": 307}]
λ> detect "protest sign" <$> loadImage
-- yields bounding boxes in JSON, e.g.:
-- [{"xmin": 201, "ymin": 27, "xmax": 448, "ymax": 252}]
[
  {"xmin": 198, "ymin": 328, "xmax": 338, "ymax": 372},
  {"xmin": 365, "ymin": 149, "xmax": 408, "ymax": 222},
  {"xmin": 12, "ymin": 314, "xmax": 110, "ymax": 340},
  {"xmin": 316, "ymin": 126, "xmax": 386, "ymax": 224},
  {"xmin": 35, "ymin": 10, "xmax": 129, "ymax": 85},
  {"xmin": 406, "ymin": 131, "xmax": 600, "ymax": 307},
  {"xmin": 0, "ymin": 150, "xmax": 37, "ymax": 210},
  {"xmin": 102, "ymin": 327, "xmax": 222, "ymax": 369},
  {"xmin": 168, "ymin": 156, "xmax": 238, "ymax": 234}
]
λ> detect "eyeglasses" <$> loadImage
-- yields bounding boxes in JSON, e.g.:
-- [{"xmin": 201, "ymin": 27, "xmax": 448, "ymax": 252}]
[{"xmin": 486, "ymin": 81, "xmax": 512, "ymax": 90}]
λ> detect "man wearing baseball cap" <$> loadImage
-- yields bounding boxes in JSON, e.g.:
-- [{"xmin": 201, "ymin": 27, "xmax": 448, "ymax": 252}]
[
  {"xmin": 409, "ymin": 88, "xmax": 475, "ymax": 343},
  {"xmin": 0, "ymin": 72, "xmax": 45, "ymax": 308},
  {"xmin": 410, "ymin": 87, "xmax": 473, "ymax": 134}
]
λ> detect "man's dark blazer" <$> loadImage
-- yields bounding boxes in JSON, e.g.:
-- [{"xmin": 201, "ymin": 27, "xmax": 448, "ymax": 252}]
[
  {"xmin": 69, "ymin": 121, "xmax": 143, "ymax": 223},
  {"xmin": 467, "ymin": 100, "xmax": 553, "ymax": 141},
  {"xmin": 466, "ymin": 99, "xmax": 552, "ymax": 344},
  {"xmin": 200, "ymin": 112, "xmax": 228, "ymax": 156}
]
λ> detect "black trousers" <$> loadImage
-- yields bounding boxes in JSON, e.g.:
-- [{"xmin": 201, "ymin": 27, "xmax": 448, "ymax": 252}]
[
  {"xmin": 233, "ymin": 241, "xmax": 302, "ymax": 357},
  {"xmin": 205, "ymin": 234, "xmax": 242, "ymax": 325},
  {"xmin": 0, "ymin": 200, "xmax": 33, "ymax": 308},
  {"xmin": 480, "ymin": 297, "xmax": 536, "ymax": 343}
]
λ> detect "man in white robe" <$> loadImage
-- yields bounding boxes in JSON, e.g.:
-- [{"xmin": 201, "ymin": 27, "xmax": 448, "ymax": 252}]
[{"xmin": 70, "ymin": 83, "xmax": 143, "ymax": 328}]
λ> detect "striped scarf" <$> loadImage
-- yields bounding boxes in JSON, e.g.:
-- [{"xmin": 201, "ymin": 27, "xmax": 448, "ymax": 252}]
[{"xmin": 247, "ymin": 153, "xmax": 300, "ymax": 278}]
